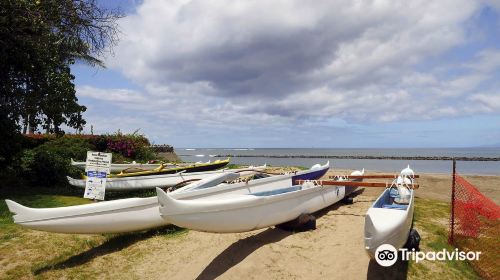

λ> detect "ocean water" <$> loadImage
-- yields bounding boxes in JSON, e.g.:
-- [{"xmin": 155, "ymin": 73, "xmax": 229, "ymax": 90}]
[{"xmin": 176, "ymin": 148, "xmax": 500, "ymax": 175}]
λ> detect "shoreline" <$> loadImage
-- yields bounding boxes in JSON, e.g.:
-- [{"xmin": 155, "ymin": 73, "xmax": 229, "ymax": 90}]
[
  {"xmin": 200, "ymin": 154, "xmax": 500, "ymax": 161},
  {"xmin": 328, "ymin": 168, "xmax": 499, "ymax": 177},
  {"xmin": 178, "ymin": 153, "xmax": 500, "ymax": 175}
]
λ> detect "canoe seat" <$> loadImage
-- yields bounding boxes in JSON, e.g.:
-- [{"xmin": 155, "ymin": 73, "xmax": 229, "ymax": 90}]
[
  {"xmin": 252, "ymin": 186, "xmax": 302, "ymax": 197},
  {"xmin": 389, "ymin": 187, "xmax": 411, "ymax": 204},
  {"xmin": 382, "ymin": 204, "xmax": 408, "ymax": 210},
  {"xmin": 389, "ymin": 188, "xmax": 400, "ymax": 198}
]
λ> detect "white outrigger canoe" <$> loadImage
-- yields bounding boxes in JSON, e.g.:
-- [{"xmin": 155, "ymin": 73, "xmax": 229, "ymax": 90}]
[
  {"xmin": 71, "ymin": 158, "xmax": 214, "ymax": 173},
  {"xmin": 6, "ymin": 162, "xmax": 329, "ymax": 234},
  {"xmin": 67, "ymin": 165, "xmax": 267, "ymax": 191},
  {"xmin": 364, "ymin": 166, "xmax": 416, "ymax": 258},
  {"xmin": 71, "ymin": 158, "xmax": 163, "ymax": 172},
  {"xmin": 5, "ymin": 197, "xmax": 163, "ymax": 234},
  {"xmin": 156, "ymin": 164, "xmax": 359, "ymax": 233}
]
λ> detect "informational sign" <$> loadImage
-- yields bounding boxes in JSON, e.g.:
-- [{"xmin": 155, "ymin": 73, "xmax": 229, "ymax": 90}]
[
  {"xmin": 84, "ymin": 151, "xmax": 112, "ymax": 200},
  {"xmin": 85, "ymin": 151, "xmax": 112, "ymax": 174}
]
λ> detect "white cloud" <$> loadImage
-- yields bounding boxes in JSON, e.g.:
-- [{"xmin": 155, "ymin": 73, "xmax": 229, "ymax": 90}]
[
  {"xmin": 77, "ymin": 86, "xmax": 146, "ymax": 103},
  {"xmin": 465, "ymin": 49, "xmax": 500, "ymax": 72},
  {"xmin": 77, "ymin": 0, "xmax": 500, "ymax": 146},
  {"xmin": 469, "ymin": 93, "xmax": 500, "ymax": 112}
]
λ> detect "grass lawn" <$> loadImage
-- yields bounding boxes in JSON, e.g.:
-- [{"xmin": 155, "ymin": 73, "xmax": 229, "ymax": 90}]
[
  {"xmin": 408, "ymin": 197, "xmax": 481, "ymax": 279},
  {"xmin": 0, "ymin": 188, "xmax": 185, "ymax": 280}
]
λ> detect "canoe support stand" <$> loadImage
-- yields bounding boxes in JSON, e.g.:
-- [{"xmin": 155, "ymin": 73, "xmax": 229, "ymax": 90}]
[
  {"xmin": 276, "ymin": 213, "xmax": 316, "ymax": 232},
  {"xmin": 342, "ymin": 196, "xmax": 354, "ymax": 204},
  {"xmin": 404, "ymin": 228, "xmax": 421, "ymax": 251}
]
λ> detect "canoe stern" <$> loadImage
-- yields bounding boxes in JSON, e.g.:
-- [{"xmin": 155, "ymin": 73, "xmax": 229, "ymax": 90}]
[{"xmin": 364, "ymin": 195, "xmax": 414, "ymax": 258}]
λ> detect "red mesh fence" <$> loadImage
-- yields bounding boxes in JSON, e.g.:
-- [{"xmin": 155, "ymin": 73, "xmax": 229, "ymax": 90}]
[{"xmin": 449, "ymin": 173, "xmax": 500, "ymax": 280}]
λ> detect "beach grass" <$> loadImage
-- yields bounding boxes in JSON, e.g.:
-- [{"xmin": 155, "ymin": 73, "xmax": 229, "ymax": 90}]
[
  {"xmin": 225, "ymin": 164, "xmax": 244, "ymax": 169},
  {"xmin": 409, "ymin": 197, "xmax": 480, "ymax": 279},
  {"xmin": 0, "ymin": 191, "xmax": 185, "ymax": 280}
]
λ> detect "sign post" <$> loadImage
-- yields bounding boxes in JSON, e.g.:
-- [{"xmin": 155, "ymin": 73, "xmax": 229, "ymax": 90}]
[{"xmin": 84, "ymin": 151, "xmax": 112, "ymax": 201}]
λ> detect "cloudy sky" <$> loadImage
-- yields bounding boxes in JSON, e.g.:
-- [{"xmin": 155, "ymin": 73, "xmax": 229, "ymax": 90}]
[{"xmin": 73, "ymin": 0, "xmax": 500, "ymax": 148}]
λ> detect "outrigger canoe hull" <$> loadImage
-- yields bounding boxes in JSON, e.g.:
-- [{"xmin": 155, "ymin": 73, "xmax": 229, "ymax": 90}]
[
  {"xmin": 5, "ymin": 197, "xmax": 165, "ymax": 234},
  {"xmin": 111, "ymin": 159, "xmax": 231, "ymax": 178},
  {"xmin": 71, "ymin": 159, "xmax": 162, "ymax": 173},
  {"xmin": 6, "ymin": 163, "xmax": 329, "ymax": 234},
  {"xmin": 157, "ymin": 180, "xmax": 345, "ymax": 233},
  {"xmin": 171, "ymin": 162, "xmax": 330, "ymax": 199},
  {"xmin": 364, "ymin": 185, "xmax": 415, "ymax": 258},
  {"xmin": 67, "ymin": 165, "xmax": 267, "ymax": 191}
]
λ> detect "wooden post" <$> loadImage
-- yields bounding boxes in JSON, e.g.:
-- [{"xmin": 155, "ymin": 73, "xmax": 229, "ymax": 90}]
[{"xmin": 449, "ymin": 158, "xmax": 456, "ymax": 244}]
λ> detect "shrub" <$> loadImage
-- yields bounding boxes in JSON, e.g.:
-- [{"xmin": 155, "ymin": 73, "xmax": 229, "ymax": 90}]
[
  {"xmin": 91, "ymin": 131, "xmax": 153, "ymax": 161},
  {"xmin": 134, "ymin": 146, "xmax": 156, "ymax": 161},
  {"xmin": 10, "ymin": 131, "xmax": 165, "ymax": 188},
  {"xmin": 29, "ymin": 150, "xmax": 69, "ymax": 186},
  {"xmin": 21, "ymin": 134, "xmax": 57, "ymax": 149},
  {"xmin": 34, "ymin": 136, "xmax": 94, "ymax": 161},
  {"xmin": 107, "ymin": 138, "xmax": 137, "ymax": 158},
  {"xmin": 21, "ymin": 136, "xmax": 94, "ymax": 187},
  {"xmin": 93, "ymin": 135, "xmax": 108, "ymax": 151}
]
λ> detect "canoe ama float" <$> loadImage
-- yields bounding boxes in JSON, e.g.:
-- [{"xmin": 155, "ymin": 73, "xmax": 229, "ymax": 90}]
[{"xmin": 6, "ymin": 162, "xmax": 329, "ymax": 234}]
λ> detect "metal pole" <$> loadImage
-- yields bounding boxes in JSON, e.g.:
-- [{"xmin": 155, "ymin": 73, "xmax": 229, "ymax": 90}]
[{"xmin": 449, "ymin": 158, "xmax": 456, "ymax": 244}]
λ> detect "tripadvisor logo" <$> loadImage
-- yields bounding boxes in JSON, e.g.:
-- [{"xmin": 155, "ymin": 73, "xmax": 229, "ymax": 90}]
[
  {"xmin": 374, "ymin": 244, "xmax": 482, "ymax": 267},
  {"xmin": 375, "ymin": 244, "xmax": 398, "ymax": 267}
]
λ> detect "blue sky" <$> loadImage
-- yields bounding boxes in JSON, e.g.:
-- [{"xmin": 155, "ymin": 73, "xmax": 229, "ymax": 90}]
[{"xmin": 72, "ymin": 0, "xmax": 500, "ymax": 148}]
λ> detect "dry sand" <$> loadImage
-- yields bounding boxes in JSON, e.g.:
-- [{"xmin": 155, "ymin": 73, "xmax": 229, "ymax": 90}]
[{"xmin": 129, "ymin": 195, "xmax": 374, "ymax": 280}]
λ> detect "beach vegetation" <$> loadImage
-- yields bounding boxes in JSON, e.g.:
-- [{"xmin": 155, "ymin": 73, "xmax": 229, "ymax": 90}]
[
  {"xmin": 0, "ymin": 132, "xmax": 162, "ymax": 191},
  {"xmin": 409, "ymin": 198, "xmax": 480, "ymax": 279},
  {"xmin": 0, "ymin": 192, "xmax": 185, "ymax": 280}
]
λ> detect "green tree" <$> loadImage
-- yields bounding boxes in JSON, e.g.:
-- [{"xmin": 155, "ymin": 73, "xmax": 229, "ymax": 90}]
[{"xmin": 0, "ymin": 0, "xmax": 122, "ymax": 164}]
